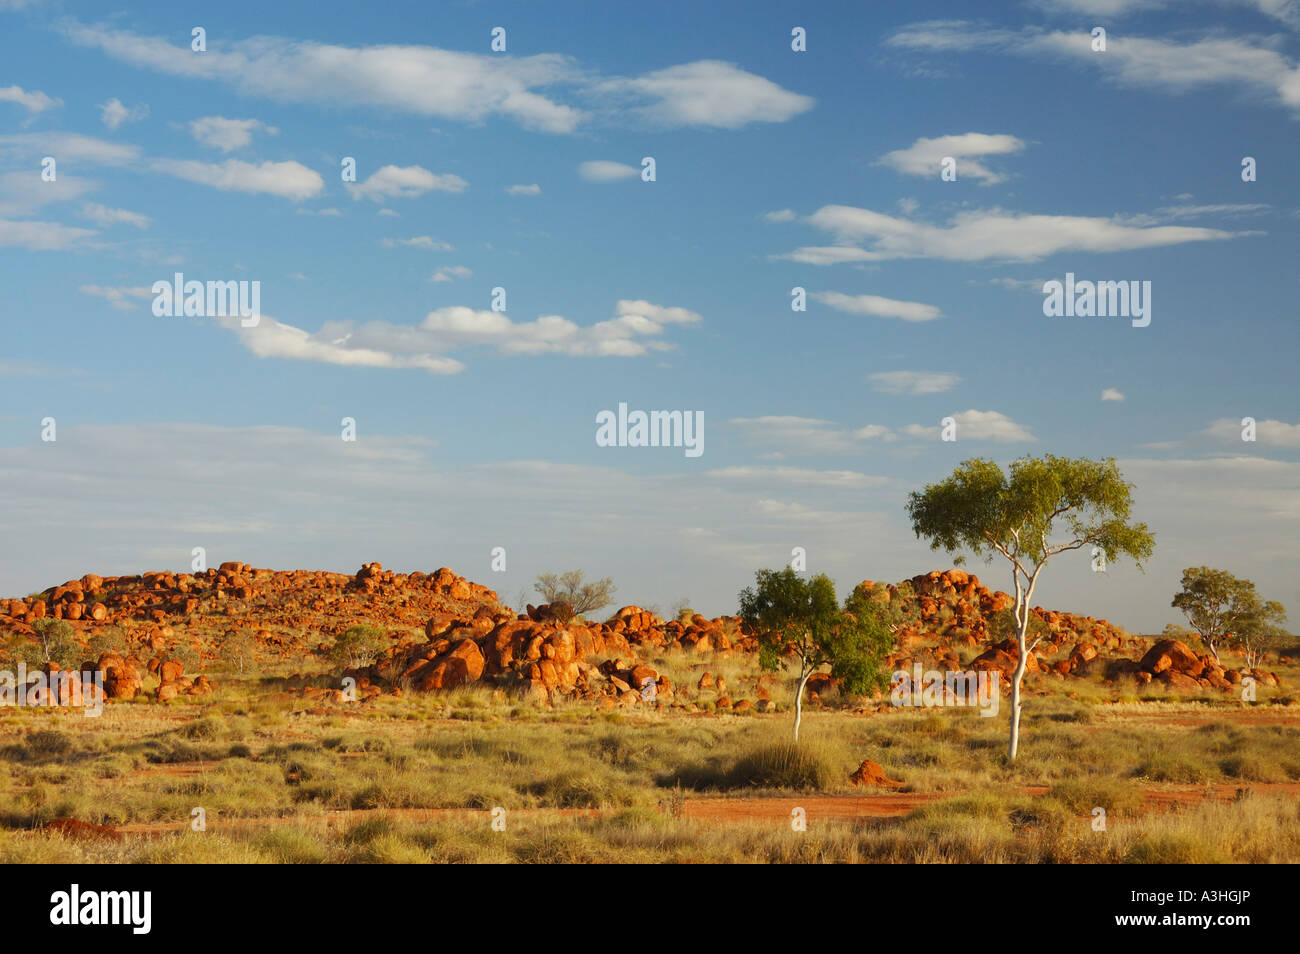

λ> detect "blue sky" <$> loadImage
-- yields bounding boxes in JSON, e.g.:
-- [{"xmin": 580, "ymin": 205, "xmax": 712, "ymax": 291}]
[{"xmin": 1, "ymin": 0, "xmax": 1297, "ymax": 632}]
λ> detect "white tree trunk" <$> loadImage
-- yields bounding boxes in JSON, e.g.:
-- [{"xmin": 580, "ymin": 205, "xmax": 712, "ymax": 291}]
[
  {"xmin": 1008, "ymin": 571, "xmax": 1040, "ymax": 762},
  {"xmin": 794, "ymin": 662, "xmax": 811, "ymax": 743}
]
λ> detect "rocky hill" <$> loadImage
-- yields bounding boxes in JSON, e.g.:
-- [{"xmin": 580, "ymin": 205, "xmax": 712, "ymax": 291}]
[{"xmin": 0, "ymin": 563, "xmax": 1278, "ymax": 706}]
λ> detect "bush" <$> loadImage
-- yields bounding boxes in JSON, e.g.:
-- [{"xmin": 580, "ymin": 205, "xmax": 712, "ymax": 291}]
[
  {"xmin": 327, "ymin": 625, "xmax": 389, "ymax": 669},
  {"xmin": 728, "ymin": 742, "xmax": 839, "ymax": 789},
  {"xmin": 27, "ymin": 730, "xmax": 73, "ymax": 758},
  {"xmin": 29, "ymin": 619, "xmax": 82, "ymax": 669},
  {"xmin": 219, "ymin": 631, "xmax": 257, "ymax": 674}
]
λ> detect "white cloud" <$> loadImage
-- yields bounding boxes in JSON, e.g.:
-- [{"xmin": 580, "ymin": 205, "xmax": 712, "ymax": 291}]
[
  {"xmin": 151, "ymin": 158, "xmax": 323, "ymax": 200},
  {"xmin": 783, "ymin": 204, "xmax": 1240, "ymax": 264},
  {"xmin": 598, "ymin": 60, "xmax": 814, "ymax": 128},
  {"xmin": 1205, "ymin": 417, "xmax": 1300, "ymax": 447},
  {"xmin": 0, "ymin": 85, "xmax": 61, "ymax": 113},
  {"xmin": 704, "ymin": 466, "xmax": 888, "ymax": 489},
  {"xmin": 63, "ymin": 22, "xmax": 586, "ymax": 133},
  {"xmin": 216, "ymin": 298, "xmax": 700, "ymax": 370},
  {"xmin": 296, "ymin": 207, "xmax": 342, "ymax": 216},
  {"xmin": 730, "ymin": 416, "xmax": 865, "ymax": 455},
  {"xmin": 854, "ymin": 425, "xmax": 899, "ymax": 441},
  {"xmin": 813, "ymin": 290, "xmax": 942, "ymax": 322},
  {"xmin": 763, "ymin": 209, "xmax": 796, "ymax": 222},
  {"xmin": 1102, "ymin": 388, "xmax": 1126, "ymax": 402},
  {"xmin": 377, "ymin": 208, "xmax": 399, "ymax": 217},
  {"xmin": 81, "ymin": 202, "xmax": 151, "ymax": 228},
  {"xmin": 0, "ymin": 132, "xmax": 139, "ymax": 166},
  {"xmin": 1030, "ymin": 0, "xmax": 1300, "ymax": 30},
  {"xmin": 346, "ymin": 164, "xmax": 467, "ymax": 202},
  {"xmin": 506, "ymin": 183, "xmax": 541, "ymax": 196},
  {"xmin": 0, "ymin": 218, "xmax": 96, "ymax": 250},
  {"xmin": 578, "ymin": 160, "xmax": 639, "ymax": 182},
  {"xmin": 0, "ymin": 170, "xmax": 96, "ymax": 216},
  {"xmin": 879, "ymin": 132, "xmax": 1025, "ymax": 185},
  {"xmin": 61, "ymin": 23, "xmax": 814, "ymax": 134},
  {"xmin": 870, "ymin": 371, "xmax": 962, "ymax": 395},
  {"xmin": 187, "ymin": 116, "xmax": 276, "ymax": 151},
  {"xmin": 383, "ymin": 235, "xmax": 453, "ymax": 251},
  {"xmin": 99, "ymin": 97, "xmax": 148, "ymax": 130},
  {"xmin": 904, "ymin": 409, "xmax": 1035, "ymax": 442},
  {"xmin": 614, "ymin": 299, "xmax": 702, "ymax": 325},
  {"xmin": 888, "ymin": 21, "xmax": 1300, "ymax": 115},
  {"xmin": 1152, "ymin": 202, "xmax": 1270, "ymax": 219},
  {"xmin": 986, "ymin": 276, "xmax": 1047, "ymax": 291},
  {"xmin": 79, "ymin": 284, "xmax": 154, "ymax": 310},
  {"xmin": 430, "ymin": 265, "xmax": 472, "ymax": 282}
]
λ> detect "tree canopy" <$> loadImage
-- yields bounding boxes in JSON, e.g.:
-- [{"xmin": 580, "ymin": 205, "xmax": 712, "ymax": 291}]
[
  {"xmin": 533, "ymin": 570, "xmax": 616, "ymax": 618},
  {"xmin": 738, "ymin": 568, "xmax": 893, "ymax": 741},
  {"xmin": 1171, "ymin": 566, "xmax": 1288, "ymax": 662}
]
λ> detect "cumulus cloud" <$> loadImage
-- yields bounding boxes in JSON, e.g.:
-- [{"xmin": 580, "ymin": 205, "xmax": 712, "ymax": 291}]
[
  {"xmin": 763, "ymin": 209, "xmax": 796, "ymax": 222},
  {"xmin": 879, "ymin": 132, "xmax": 1024, "ymax": 184},
  {"xmin": 346, "ymin": 164, "xmax": 467, "ymax": 201},
  {"xmin": 187, "ymin": 116, "xmax": 276, "ymax": 151},
  {"xmin": 903, "ymin": 409, "xmax": 1035, "ymax": 442},
  {"xmin": 813, "ymin": 290, "xmax": 943, "ymax": 322},
  {"xmin": 1205, "ymin": 417, "xmax": 1300, "ymax": 447},
  {"xmin": 1102, "ymin": 388, "xmax": 1126, "ymax": 402},
  {"xmin": 150, "ymin": 158, "xmax": 323, "ymax": 200},
  {"xmin": 506, "ymin": 183, "xmax": 541, "ymax": 195},
  {"xmin": 216, "ymin": 298, "xmax": 700, "ymax": 371},
  {"xmin": 597, "ymin": 60, "xmax": 814, "ymax": 128},
  {"xmin": 781, "ymin": 204, "xmax": 1241, "ymax": 264}
]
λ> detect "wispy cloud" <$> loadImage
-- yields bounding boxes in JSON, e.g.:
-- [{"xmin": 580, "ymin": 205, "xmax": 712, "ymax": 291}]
[
  {"xmin": 0, "ymin": 85, "xmax": 61, "ymax": 114},
  {"xmin": 869, "ymin": 371, "xmax": 962, "ymax": 395},
  {"xmin": 150, "ymin": 158, "xmax": 323, "ymax": 200},
  {"xmin": 782, "ymin": 204, "xmax": 1242, "ymax": 264},
  {"xmin": 813, "ymin": 290, "xmax": 942, "ymax": 322}
]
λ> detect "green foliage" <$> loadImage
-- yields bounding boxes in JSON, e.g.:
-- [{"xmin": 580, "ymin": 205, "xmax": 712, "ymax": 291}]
[
  {"xmin": 85, "ymin": 627, "xmax": 127, "ymax": 660},
  {"xmin": 906, "ymin": 455, "xmax": 1154, "ymax": 569},
  {"xmin": 1172, "ymin": 567, "xmax": 1289, "ymax": 660},
  {"xmin": 988, "ymin": 609, "xmax": 1047, "ymax": 644},
  {"xmin": 906, "ymin": 455, "xmax": 1155, "ymax": 761},
  {"xmin": 29, "ymin": 618, "xmax": 82, "ymax": 669},
  {"xmin": 738, "ymin": 569, "xmax": 894, "ymax": 695},
  {"xmin": 533, "ymin": 570, "xmax": 616, "ymax": 617},
  {"xmin": 327, "ymin": 625, "xmax": 389, "ymax": 669},
  {"xmin": 219, "ymin": 630, "xmax": 257, "ymax": 674}
]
